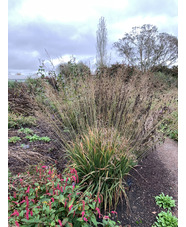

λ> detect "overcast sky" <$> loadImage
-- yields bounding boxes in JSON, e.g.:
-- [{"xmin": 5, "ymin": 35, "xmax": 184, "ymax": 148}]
[{"xmin": 8, "ymin": 0, "xmax": 178, "ymax": 77}]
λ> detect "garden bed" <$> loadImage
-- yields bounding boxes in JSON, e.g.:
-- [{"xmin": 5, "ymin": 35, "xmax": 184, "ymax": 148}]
[{"xmin": 8, "ymin": 122, "xmax": 178, "ymax": 226}]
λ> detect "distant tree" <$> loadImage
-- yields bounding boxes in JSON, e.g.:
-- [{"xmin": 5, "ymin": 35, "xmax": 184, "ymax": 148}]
[
  {"xmin": 113, "ymin": 24, "xmax": 178, "ymax": 72},
  {"xmin": 96, "ymin": 17, "xmax": 108, "ymax": 68}
]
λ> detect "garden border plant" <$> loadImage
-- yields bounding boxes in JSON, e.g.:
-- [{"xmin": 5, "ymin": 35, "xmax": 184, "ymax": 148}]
[
  {"xmin": 152, "ymin": 193, "xmax": 178, "ymax": 227},
  {"xmin": 8, "ymin": 136, "xmax": 21, "ymax": 144},
  {"xmin": 8, "ymin": 163, "xmax": 119, "ymax": 227},
  {"xmin": 25, "ymin": 134, "xmax": 51, "ymax": 143},
  {"xmin": 35, "ymin": 71, "xmax": 174, "ymax": 212}
]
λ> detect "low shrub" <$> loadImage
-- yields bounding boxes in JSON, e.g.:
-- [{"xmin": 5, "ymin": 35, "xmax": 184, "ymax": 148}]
[
  {"xmin": 152, "ymin": 211, "xmax": 178, "ymax": 227},
  {"xmin": 159, "ymin": 111, "xmax": 178, "ymax": 141},
  {"xmin": 57, "ymin": 58, "xmax": 91, "ymax": 80},
  {"xmin": 18, "ymin": 128, "xmax": 34, "ymax": 135},
  {"xmin": 152, "ymin": 72, "xmax": 178, "ymax": 88},
  {"xmin": 8, "ymin": 164, "xmax": 119, "ymax": 226},
  {"xmin": 25, "ymin": 77, "xmax": 44, "ymax": 95},
  {"xmin": 25, "ymin": 134, "xmax": 51, "ymax": 143},
  {"xmin": 152, "ymin": 193, "xmax": 178, "ymax": 227},
  {"xmin": 67, "ymin": 128, "xmax": 136, "ymax": 211},
  {"xmin": 151, "ymin": 65, "xmax": 178, "ymax": 78},
  {"xmin": 155, "ymin": 193, "xmax": 176, "ymax": 211},
  {"xmin": 8, "ymin": 113, "xmax": 37, "ymax": 129},
  {"xmin": 8, "ymin": 136, "xmax": 21, "ymax": 144}
]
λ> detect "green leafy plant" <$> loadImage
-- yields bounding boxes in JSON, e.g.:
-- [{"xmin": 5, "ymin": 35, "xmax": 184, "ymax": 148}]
[
  {"xmin": 8, "ymin": 136, "xmax": 21, "ymax": 144},
  {"xmin": 25, "ymin": 134, "xmax": 40, "ymax": 142},
  {"xmin": 67, "ymin": 128, "xmax": 136, "ymax": 211},
  {"xmin": 40, "ymin": 136, "xmax": 51, "ymax": 142},
  {"xmin": 8, "ymin": 164, "xmax": 119, "ymax": 227},
  {"xmin": 152, "ymin": 211, "xmax": 178, "ymax": 227},
  {"xmin": 25, "ymin": 134, "xmax": 51, "ymax": 143},
  {"xmin": 155, "ymin": 193, "xmax": 176, "ymax": 211},
  {"xmin": 8, "ymin": 113, "xmax": 36, "ymax": 129},
  {"xmin": 25, "ymin": 77, "xmax": 45, "ymax": 95},
  {"xmin": 18, "ymin": 128, "xmax": 34, "ymax": 135}
]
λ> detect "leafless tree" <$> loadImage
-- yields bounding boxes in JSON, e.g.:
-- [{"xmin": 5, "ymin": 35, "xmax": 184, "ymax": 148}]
[
  {"xmin": 96, "ymin": 17, "xmax": 108, "ymax": 68},
  {"xmin": 113, "ymin": 24, "xmax": 178, "ymax": 72}
]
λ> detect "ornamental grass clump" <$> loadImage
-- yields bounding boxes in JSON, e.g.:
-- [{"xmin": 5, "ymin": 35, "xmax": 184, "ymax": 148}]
[
  {"xmin": 8, "ymin": 164, "xmax": 119, "ymax": 227},
  {"xmin": 36, "ymin": 71, "xmax": 170, "ymax": 158},
  {"xmin": 35, "ymin": 70, "xmax": 173, "ymax": 211},
  {"xmin": 66, "ymin": 128, "xmax": 137, "ymax": 211}
]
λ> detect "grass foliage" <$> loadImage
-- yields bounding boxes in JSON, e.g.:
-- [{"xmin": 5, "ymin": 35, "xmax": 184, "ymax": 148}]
[
  {"xmin": 67, "ymin": 128, "xmax": 136, "ymax": 211},
  {"xmin": 34, "ymin": 70, "xmax": 173, "ymax": 210}
]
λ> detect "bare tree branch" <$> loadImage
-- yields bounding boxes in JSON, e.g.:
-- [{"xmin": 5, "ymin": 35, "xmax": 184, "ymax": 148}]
[{"xmin": 113, "ymin": 24, "xmax": 178, "ymax": 72}]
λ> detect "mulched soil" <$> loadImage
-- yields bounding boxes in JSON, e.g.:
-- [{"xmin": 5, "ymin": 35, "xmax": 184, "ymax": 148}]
[
  {"xmin": 8, "ymin": 123, "xmax": 67, "ymax": 175},
  {"xmin": 8, "ymin": 121, "xmax": 178, "ymax": 227}
]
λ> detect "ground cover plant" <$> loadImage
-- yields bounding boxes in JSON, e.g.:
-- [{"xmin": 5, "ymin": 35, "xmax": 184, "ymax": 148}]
[
  {"xmin": 152, "ymin": 193, "xmax": 178, "ymax": 227},
  {"xmin": 8, "ymin": 113, "xmax": 37, "ymax": 129},
  {"xmin": 159, "ymin": 110, "xmax": 178, "ymax": 141},
  {"xmin": 155, "ymin": 193, "xmax": 176, "ymax": 211},
  {"xmin": 25, "ymin": 134, "xmax": 51, "ymax": 143},
  {"xmin": 8, "ymin": 136, "xmax": 21, "ymax": 144},
  {"xmin": 152, "ymin": 211, "xmax": 178, "ymax": 227},
  {"xmin": 18, "ymin": 128, "xmax": 34, "ymax": 135},
  {"xmin": 8, "ymin": 164, "xmax": 119, "ymax": 227}
]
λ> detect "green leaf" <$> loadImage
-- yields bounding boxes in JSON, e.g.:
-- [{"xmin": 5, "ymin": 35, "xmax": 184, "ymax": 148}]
[
  {"xmin": 76, "ymin": 217, "xmax": 83, "ymax": 222},
  {"xmin": 58, "ymin": 207, "xmax": 65, "ymax": 212},
  {"xmin": 84, "ymin": 205, "xmax": 89, "ymax": 210},
  {"xmin": 91, "ymin": 215, "xmax": 98, "ymax": 226},
  {"xmin": 68, "ymin": 199, "xmax": 74, "ymax": 207},
  {"xmin": 46, "ymin": 206, "xmax": 50, "ymax": 214},
  {"xmin": 51, "ymin": 220, "xmax": 56, "ymax": 226},
  {"xmin": 62, "ymin": 218, "xmax": 69, "ymax": 225},
  {"xmin": 59, "ymin": 194, "xmax": 65, "ymax": 203}
]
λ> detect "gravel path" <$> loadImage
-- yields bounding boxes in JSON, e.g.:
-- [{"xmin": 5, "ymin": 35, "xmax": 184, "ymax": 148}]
[
  {"xmin": 116, "ymin": 138, "xmax": 178, "ymax": 226},
  {"xmin": 156, "ymin": 138, "xmax": 178, "ymax": 217}
]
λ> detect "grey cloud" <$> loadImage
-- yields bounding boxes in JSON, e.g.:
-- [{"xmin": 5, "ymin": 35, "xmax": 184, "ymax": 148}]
[{"xmin": 8, "ymin": 20, "xmax": 96, "ymax": 72}]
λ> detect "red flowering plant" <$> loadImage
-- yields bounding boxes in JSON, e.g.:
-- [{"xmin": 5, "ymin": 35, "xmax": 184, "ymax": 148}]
[{"xmin": 8, "ymin": 164, "xmax": 119, "ymax": 226}]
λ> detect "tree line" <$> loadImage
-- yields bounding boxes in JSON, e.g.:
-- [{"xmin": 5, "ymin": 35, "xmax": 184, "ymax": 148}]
[{"xmin": 96, "ymin": 17, "xmax": 178, "ymax": 72}]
